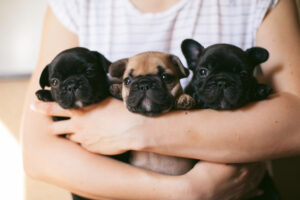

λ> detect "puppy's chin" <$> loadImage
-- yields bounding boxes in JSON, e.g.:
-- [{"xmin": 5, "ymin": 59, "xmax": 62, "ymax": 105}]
[
  {"xmin": 201, "ymin": 96, "xmax": 239, "ymax": 110},
  {"xmin": 52, "ymin": 86, "xmax": 96, "ymax": 109},
  {"xmin": 196, "ymin": 80, "xmax": 244, "ymax": 110},
  {"xmin": 125, "ymin": 91, "xmax": 174, "ymax": 116}
]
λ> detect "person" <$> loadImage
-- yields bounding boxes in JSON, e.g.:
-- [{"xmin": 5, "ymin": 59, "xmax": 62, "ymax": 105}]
[{"xmin": 21, "ymin": 0, "xmax": 300, "ymax": 199}]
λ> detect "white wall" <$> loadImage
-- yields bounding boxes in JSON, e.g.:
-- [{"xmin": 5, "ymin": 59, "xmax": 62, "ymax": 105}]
[{"xmin": 0, "ymin": 0, "xmax": 47, "ymax": 77}]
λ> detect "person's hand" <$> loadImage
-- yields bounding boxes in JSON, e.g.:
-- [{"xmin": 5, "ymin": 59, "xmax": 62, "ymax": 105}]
[
  {"xmin": 31, "ymin": 98, "xmax": 145, "ymax": 155},
  {"xmin": 181, "ymin": 161, "xmax": 266, "ymax": 200}
]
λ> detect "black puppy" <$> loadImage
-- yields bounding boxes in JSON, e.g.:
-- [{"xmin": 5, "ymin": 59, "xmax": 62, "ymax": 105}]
[
  {"xmin": 181, "ymin": 39, "xmax": 279, "ymax": 200},
  {"xmin": 181, "ymin": 39, "xmax": 273, "ymax": 110},
  {"xmin": 36, "ymin": 47, "xmax": 110, "ymax": 108},
  {"xmin": 35, "ymin": 47, "xmax": 127, "ymax": 200}
]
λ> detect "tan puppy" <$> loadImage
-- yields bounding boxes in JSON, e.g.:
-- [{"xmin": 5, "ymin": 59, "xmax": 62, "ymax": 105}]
[
  {"xmin": 109, "ymin": 51, "xmax": 195, "ymax": 175},
  {"xmin": 109, "ymin": 51, "xmax": 195, "ymax": 116}
]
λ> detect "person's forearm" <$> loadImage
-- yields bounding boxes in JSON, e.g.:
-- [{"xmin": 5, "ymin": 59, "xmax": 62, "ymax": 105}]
[
  {"xmin": 132, "ymin": 92, "xmax": 300, "ymax": 163},
  {"xmin": 22, "ymin": 100, "xmax": 190, "ymax": 199},
  {"xmin": 23, "ymin": 132, "xmax": 183, "ymax": 200}
]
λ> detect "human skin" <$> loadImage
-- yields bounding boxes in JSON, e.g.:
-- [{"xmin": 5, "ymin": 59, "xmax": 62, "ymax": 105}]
[
  {"xmin": 21, "ymin": 3, "xmax": 266, "ymax": 200},
  {"xmin": 33, "ymin": 0, "xmax": 300, "ymax": 163}
]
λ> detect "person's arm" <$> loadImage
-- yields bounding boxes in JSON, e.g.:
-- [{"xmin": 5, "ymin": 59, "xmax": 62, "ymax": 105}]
[
  {"xmin": 23, "ymin": 6, "xmax": 264, "ymax": 200},
  {"xmin": 130, "ymin": 0, "xmax": 300, "ymax": 163}
]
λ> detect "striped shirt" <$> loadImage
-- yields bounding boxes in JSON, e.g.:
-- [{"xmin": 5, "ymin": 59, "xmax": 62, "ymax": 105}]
[{"xmin": 48, "ymin": 0, "xmax": 278, "ymax": 87}]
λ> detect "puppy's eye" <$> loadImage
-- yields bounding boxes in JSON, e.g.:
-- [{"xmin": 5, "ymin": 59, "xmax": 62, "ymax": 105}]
[
  {"xmin": 240, "ymin": 71, "xmax": 249, "ymax": 78},
  {"xmin": 50, "ymin": 78, "xmax": 59, "ymax": 88},
  {"xmin": 199, "ymin": 68, "xmax": 208, "ymax": 77},
  {"xmin": 124, "ymin": 77, "xmax": 131, "ymax": 85},
  {"xmin": 86, "ymin": 68, "xmax": 96, "ymax": 77},
  {"xmin": 161, "ymin": 73, "xmax": 174, "ymax": 83}
]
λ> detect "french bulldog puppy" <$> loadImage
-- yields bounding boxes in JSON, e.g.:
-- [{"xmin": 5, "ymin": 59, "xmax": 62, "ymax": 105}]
[
  {"xmin": 181, "ymin": 39, "xmax": 278, "ymax": 200},
  {"xmin": 181, "ymin": 39, "xmax": 273, "ymax": 110},
  {"xmin": 36, "ymin": 47, "xmax": 111, "ymax": 108},
  {"xmin": 109, "ymin": 51, "xmax": 196, "ymax": 175},
  {"xmin": 109, "ymin": 51, "xmax": 195, "ymax": 116},
  {"xmin": 35, "ymin": 47, "xmax": 128, "ymax": 200}
]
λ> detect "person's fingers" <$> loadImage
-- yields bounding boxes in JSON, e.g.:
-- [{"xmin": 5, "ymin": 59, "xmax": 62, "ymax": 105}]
[
  {"xmin": 68, "ymin": 134, "xmax": 83, "ymax": 144},
  {"xmin": 193, "ymin": 161, "xmax": 240, "ymax": 180},
  {"xmin": 30, "ymin": 100, "xmax": 74, "ymax": 117},
  {"xmin": 48, "ymin": 120, "xmax": 74, "ymax": 135}
]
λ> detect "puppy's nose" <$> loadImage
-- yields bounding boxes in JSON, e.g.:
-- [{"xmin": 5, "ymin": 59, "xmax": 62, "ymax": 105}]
[
  {"xmin": 217, "ymin": 81, "xmax": 227, "ymax": 88},
  {"xmin": 138, "ymin": 80, "xmax": 152, "ymax": 91},
  {"xmin": 67, "ymin": 82, "xmax": 78, "ymax": 91}
]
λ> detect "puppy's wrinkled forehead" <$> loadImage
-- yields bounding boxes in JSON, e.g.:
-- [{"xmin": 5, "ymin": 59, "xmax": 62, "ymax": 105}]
[
  {"xmin": 200, "ymin": 45, "xmax": 249, "ymax": 71},
  {"xmin": 124, "ymin": 52, "xmax": 174, "ymax": 77}
]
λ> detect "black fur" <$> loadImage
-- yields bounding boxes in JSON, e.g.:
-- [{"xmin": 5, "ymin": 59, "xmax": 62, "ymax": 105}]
[
  {"xmin": 36, "ymin": 47, "xmax": 110, "ymax": 109},
  {"xmin": 181, "ymin": 39, "xmax": 279, "ymax": 199},
  {"xmin": 35, "ymin": 47, "xmax": 129, "ymax": 200},
  {"xmin": 181, "ymin": 39, "xmax": 273, "ymax": 110}
]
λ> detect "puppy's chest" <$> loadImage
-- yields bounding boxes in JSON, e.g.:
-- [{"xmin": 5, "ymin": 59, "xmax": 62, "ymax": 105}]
[{"xmin": 130, "ymin": 151, "xmax": 195, "ymax": 175}]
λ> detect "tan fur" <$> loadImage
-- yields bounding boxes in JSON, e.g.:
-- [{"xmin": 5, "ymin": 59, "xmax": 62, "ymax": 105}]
[{"xmin": 122, "ymin": 52, "xmax": 183, "ymax": 101}]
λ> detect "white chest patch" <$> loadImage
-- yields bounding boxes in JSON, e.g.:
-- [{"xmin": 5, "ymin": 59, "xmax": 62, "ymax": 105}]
[
  {"xmin": 75, "ymin": 100, "xmax": 83, "ymax": 108},
  {"xmin": 142, "ymin": 98, "xmax": 152, "ymax": 111}
]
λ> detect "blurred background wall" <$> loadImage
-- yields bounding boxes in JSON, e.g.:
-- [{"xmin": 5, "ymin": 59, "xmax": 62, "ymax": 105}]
[
  {"xmin": 0, "ymin": 0, "xmax": 46, "ymax": 77},
  {"xmin": 0, "ymin": 0, "xmax": 299, "ymax": 200}
]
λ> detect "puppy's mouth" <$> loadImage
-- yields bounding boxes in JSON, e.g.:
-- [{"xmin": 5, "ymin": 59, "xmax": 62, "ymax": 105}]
[
  {"xmin": 126, "ymin": 88, "xmax": 174, "ymax": 116},
  {"xmin": 53, "ymin": 80, "xmax": 96, "ymax": 109},
  {"xmin": 56, "ymin": 89, "xmax": 93, "ymax": 109},
  {"xmin": 198, "ymin": 76, "xmax": 243, "ymax": 109}
]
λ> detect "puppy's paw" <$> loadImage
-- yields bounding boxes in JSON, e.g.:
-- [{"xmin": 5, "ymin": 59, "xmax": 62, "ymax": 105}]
[
  {"xmin": 255, "ymin": 84, "xmax": 273, "ymax": 100},
  {"xmin": 109, "ymin": 84, "xmax": 123, "ymax": 100},
  {"xmin": 176, "ymin": 94, "xmax": 195, "ymax": 110},
  {"xmin": 35, "ymin": 90, "xmax": 53, "ymax": 102}
]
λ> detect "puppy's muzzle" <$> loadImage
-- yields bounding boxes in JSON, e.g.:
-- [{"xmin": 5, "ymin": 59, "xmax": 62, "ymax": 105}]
[
  {"xmin": 205, "ymin": 74, "xmax": 235, "ymax": 88},
  {"xmin": 216, "ymin": 80, "xmax": 227, "ymax": 88},
  {"xmin": 56, "ymin": 76, "xmax": 93, "ymax": 108},
  {"xmin": 63, "ymin": 76, "xmax": 86, "ymax": 92},
  {"xmin": 126, "ymin": 77, "xmax": 173, "ymax": 116},
  {"xmin": 135, "ymin": 78, "xmax": 155, "ymax": 91},
  {"xmin": 65, "ymin": 79, "xmax": 80, "ymax": 92}
]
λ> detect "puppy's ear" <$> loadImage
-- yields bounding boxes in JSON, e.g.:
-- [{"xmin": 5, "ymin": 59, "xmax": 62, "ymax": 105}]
[
  {"xmin": 181, "ymin": 39, "xmax": 204, "ymax": 70},
  {"xmin": 246, "ymin": 47, "xmax": 269, "ymax": 68},
  {"xmin": 169, "ymin": 55, "xmax": 189, "ymax": 79},
  {"xmin": 109, "ymin": 58, "xmax": 128, "ymax": 79},
  {"xmin": 39, "ymin": 64, "xmax": 50, "ymax": 89},
  {"xmin": 91, "ymin": 51, "xmax": 112, "ymax": 73}
]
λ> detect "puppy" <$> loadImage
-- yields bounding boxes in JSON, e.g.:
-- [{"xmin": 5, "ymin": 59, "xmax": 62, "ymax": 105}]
[
  {"xmin": 36, "ymin": 47, "xmax": 111, "ymax": 109},
  {"xmin": 35, "ymin": 47, "xmax": 128, "ymax": 200},
  {"xmin": 181, "ymin": 39, "xmax": 273, "ymax": 110},
  {"xmin": 109, "ymin": 51, "xmax": 196, "ymax": 175},
  {"xmin": 181, "ymin": 39, "xmax": 278, "ymax": 200}
]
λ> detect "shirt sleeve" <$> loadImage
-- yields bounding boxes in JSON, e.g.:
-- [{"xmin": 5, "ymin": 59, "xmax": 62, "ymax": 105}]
[
  {"xmin": 253, "ymin": 0, "xmax": 279, "ymax": 44},
  {"xmin": 47, "ymin": 0, "xmax": 80, "ymax": 34}
]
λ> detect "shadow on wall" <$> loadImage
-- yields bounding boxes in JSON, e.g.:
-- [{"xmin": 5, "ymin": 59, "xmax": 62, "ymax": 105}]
[{"xmin": 0, "ymin": 0, "xmax": 46, "ymax": 77}]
